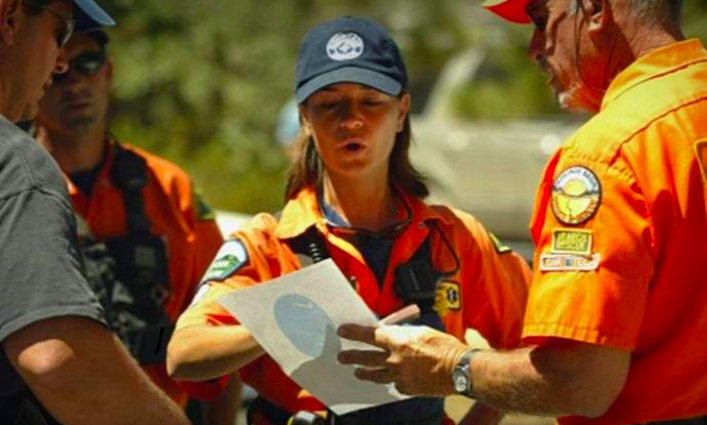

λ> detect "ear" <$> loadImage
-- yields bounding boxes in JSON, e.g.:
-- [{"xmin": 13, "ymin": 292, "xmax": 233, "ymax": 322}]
[
  {"xmin": 396, "ymin": 93, "xmax": 411, "ymax": 133},
  {"xmin": 0, "ymin": 0, "xmax": 23, "ymax": 46},
  {"xmin": 583, "ymin": 0, "xmax": 612, "ymax": 34},
  {"xmin": 105, "ymin": 57, "xmax": 115, "ymax": 82}
]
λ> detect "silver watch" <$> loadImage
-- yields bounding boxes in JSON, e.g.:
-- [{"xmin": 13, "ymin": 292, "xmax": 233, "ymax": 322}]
[{"xmin": 452, "ymin": 349, "xmax": 481, "ymax": 398}]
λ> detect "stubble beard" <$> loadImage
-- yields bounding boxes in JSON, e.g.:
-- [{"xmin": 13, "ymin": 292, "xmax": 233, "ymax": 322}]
[{"xmin": 557, "ymin": 79, "xmax": 592, "ymax": 114}]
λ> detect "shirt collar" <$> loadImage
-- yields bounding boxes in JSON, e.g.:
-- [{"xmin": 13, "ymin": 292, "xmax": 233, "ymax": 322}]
[
  {"xmin": 275, "ymin": 185, "xmax": 453, "ymax": 240},
  {"xmin": 602, "ymin": 39, "xmax": 707, "ymax": 110}
]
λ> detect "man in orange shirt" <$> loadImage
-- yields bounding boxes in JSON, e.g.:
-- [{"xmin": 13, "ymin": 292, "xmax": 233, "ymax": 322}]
[
  {"xmin": 35, "ymin": 29, "xmax": 241, "ymax": 425},
  {"xmin": 338, "ymin": 1, "xmax": 707, "ymax": 424}
]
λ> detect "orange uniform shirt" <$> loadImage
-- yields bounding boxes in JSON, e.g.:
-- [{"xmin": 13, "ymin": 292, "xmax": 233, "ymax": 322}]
[
  {"xmin": 526, "ymin": 40, "xmax": 707, "ymax": 425},
  {"xmin": 176, "ymin": 186, "xmax": 530, "ymax": 421},
  {"xmin": 68, "ymin": 140, "xmax": 224, "ymax": 407}
]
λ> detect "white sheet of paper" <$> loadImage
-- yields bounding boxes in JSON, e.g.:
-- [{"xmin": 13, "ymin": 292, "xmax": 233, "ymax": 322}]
[{"xmin": 217, "ymin": 259, "xmax": 410, "ymax": 415}]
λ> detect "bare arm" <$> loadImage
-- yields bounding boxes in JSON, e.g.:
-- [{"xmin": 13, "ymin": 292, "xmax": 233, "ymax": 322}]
[
  {"xmin": 471, "ymin": 340, "xmax": 629, "ymax": 417},
  {"xmin": 3, "ymin": 316, "xmax": 189, "ymax": 425},
  {"xmin": 167, "ymin": 324, "xmax": 264, "ymax": 382},
  {"xmin": 338, "ymin": 325, "xmax": 630, "ymax": 418}
]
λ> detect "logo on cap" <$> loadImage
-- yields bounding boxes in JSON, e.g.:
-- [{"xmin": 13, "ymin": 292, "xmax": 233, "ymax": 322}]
[{"xmin": 326, "ymin": 32, "xmax": 364, "ymax": 61}]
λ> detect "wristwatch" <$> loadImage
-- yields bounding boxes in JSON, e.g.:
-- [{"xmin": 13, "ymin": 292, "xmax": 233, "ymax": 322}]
[{"xmin": 452, "ymin": 349, "xmax": 481, "ymax": 398}]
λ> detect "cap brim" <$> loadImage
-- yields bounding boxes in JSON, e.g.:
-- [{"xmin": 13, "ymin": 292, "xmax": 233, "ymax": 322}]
[
  {"xmin": 73, "ymin": 0, "xmax": 115, "ymax": 33},
  {"xmin": 482, "ymin": 0, "xmax": 532, "ymax": 24},
  {"xmin": 296, "ymin": 67, "xmax": 402, "ymax": 104}
]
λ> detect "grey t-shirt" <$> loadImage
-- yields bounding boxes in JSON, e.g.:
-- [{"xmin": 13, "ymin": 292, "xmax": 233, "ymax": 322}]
[{"xmin": 0, "ymin": 115, "xmax": 105, "ymax": 398}]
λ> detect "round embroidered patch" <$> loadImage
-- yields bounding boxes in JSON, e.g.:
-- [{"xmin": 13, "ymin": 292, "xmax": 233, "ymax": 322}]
[
  {"xmin": 326, "ymin": 32, "xmax": 364, "ymax": 61},
  {"xmin": 551, "ymin": 166, "xmax": 602, "ymax": 225}
]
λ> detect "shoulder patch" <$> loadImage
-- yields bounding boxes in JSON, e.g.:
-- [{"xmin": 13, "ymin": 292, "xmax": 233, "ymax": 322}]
[
  {"xmin": 194, "ymin": 190, "xmax": 215, "ymax": 221},
  {"xmin": 202, "ymin": 239, "xmax": 249, "ymax": 282},
  {"xmin": 551, "ymin": 228, "xmax": 592, "ymax": 255},
  {"xmin": 539, "ymin": 253, "xmax": 601, "ymax": 272},
  {"xmin": 551, "ymin": 166, "xmax": 602, "ymax": 226},
  {"xmin": 489, "ymin": 232, "xmax": 512, "ymax": 254},
  {"xmin": 435, "ymin": 281, "xmax": 462, "ymax": 315},
  {"xmin": 695, "ymin": 140, "xmax": 707, "ymax": 184}
]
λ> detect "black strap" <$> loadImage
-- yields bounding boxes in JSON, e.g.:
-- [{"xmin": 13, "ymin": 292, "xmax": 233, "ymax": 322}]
[{"xmin": 111, "ymin": 143, "xmax": 151, "ymax": 233}]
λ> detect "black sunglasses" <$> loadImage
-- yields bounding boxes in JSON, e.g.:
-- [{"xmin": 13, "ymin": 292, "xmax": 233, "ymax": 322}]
[
  {"xmin": 53, "ymin": 51, "xmax": 107, "ymax": 83},
  {"xmin": 24, "ymin": 0, "xmax": 76, "ymax": 48}
]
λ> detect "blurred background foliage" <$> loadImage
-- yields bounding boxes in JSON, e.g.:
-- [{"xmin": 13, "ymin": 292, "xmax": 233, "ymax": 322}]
[{"xmin": 99, "ymin": 0, "xmax": 707, "ymax": 214}]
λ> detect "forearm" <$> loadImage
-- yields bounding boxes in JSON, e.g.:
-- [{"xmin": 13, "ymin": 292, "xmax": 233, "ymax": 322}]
[
  {"xmin": 338, "ymin": 325, "xmax": 629, "ymax": 419},
  {"xmin": 472, "ymin": 343, "xmax": 627, "ymax": 418},
  {"xmin": 4, "ymin": 317, "xmax": 189, "ymax": 425},
  {"xmin": 167, "ymin": 324, "xmax": 265, "ymax": 381}
]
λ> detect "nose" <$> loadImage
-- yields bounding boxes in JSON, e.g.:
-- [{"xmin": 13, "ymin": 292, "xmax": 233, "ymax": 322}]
[
  {"xmin": 527, "ymin": 29, "xmax": 544, "ymax": 63},
  {"xmin": 54, "ymin": 47, "xmax": 69, "ymax": 74},
  {"xmin": 339, "ymin": 101, "xmax": 364, "ymax": 130}
]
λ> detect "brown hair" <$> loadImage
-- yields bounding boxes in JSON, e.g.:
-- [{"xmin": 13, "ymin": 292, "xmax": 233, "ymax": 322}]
[{"xmin": 284, "ymin": 93, "xmax": 429, "ymax": 201}]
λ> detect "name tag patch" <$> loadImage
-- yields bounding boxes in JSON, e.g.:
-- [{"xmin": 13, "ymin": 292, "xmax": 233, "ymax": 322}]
[
  {"xmin": 695, "ymin": 140, "xmax": 707, "ymax": 184},
  {"xmin": 539, "ymin": 253, "xmax": 601, "ymax": 272},
  {"xmin": 551, "ymin": 229, "xmax": 592, "ymax": 255}
]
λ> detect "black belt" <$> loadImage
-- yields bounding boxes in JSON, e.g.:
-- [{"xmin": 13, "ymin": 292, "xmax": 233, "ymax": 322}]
[{"xmin": 247, "ymin": 396, "xmax": 443, "ymax": 425}]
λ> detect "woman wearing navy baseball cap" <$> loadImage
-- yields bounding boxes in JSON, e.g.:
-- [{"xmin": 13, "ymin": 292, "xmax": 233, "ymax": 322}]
[{"xmin": 169, "ymin": 16, "xmax": 530, "ymax": 425}]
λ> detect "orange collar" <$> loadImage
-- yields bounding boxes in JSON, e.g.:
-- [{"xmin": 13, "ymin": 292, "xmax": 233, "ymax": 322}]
[
  {"xmin": 602, "ymin": 39, "xmax": 707, "ymax": 110},
  {"xmin": 274, "ymin": 186, "xmax": 451, "ymax": 240}
]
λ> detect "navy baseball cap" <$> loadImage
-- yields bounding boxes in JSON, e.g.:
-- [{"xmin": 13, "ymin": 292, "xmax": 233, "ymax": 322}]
[
  {"xmin": 72, "ymin": 0, "xmax": 115, "ymax": 33},
  {"xmin": 295, "ymin": 16, "xmax": 408, "ymax": 104}
]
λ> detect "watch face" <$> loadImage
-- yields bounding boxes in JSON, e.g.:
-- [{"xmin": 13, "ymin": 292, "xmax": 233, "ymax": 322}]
[{"xmin": 453, "ymin": 370, "xmax": 468, "ymax": 393}]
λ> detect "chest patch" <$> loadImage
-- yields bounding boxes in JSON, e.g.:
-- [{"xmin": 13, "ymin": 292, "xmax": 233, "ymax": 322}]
[
  {"xmin": 202, "ymin": 239, "xmax": 249, "ymax": 283},
  {"xmin": 695, "ymin": 140, "xmax": 707, "ymax": 184},
  {"xmin": 551, "ymin": 166, "xmax": 602, "ymax": 225},
  {"xmin": 539, "ymin": 253, "xmax": 601, "ymax": 272},
  {"xmin": 551, "ymin": 228, "xmax": 593, "ymax": 255},
  {"xmin": 435, "ymin": 281, "xmax": 461, "ymax": 315}
]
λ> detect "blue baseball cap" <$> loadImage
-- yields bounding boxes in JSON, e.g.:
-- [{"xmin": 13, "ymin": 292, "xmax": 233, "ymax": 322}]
[
  {"xmin": 295, "ymin": 16, "xmax": 408, "ymax": 104},
  {"xmin": 72, "ymin": 0, "xmax": 115, "ymax": 32}
]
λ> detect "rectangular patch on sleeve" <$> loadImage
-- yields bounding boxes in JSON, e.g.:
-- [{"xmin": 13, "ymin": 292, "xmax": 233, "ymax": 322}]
[
  {"xmin": 695, "ymin": 140, "xmax": 707, "ymax": 184},
  {"xmin": 539, "ymin": 253, "xmax": 601, "ymax": 272},
  {"xmin": 551, "ymin": 228, "xmax": 592, "ymax": 255}
]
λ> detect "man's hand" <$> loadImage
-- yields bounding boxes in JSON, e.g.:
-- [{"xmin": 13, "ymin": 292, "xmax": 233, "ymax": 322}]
[{"xmin": 337, "ymin": 324, "xmax": 471, "ymax": 396}]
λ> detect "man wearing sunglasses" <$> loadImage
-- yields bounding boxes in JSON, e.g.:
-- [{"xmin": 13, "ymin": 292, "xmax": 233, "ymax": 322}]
[
  {"xmin": 337, "ymin": 1, "xmax": 707, "ymax": 425},
  {"xmin": 34, "ymin": 29, "xmax": 242, "ymax": 425},
  {"xmin": 0, "ymin": 1, "xmax": 191, "ymax": 425}
]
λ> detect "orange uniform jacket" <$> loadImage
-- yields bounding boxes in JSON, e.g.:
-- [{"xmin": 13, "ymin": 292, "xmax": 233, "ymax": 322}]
[
  {"xmin": 526, "ymin": 40, "xmax": 707, "ymax": 425},
  {"xmin": 176, "ymin": 186, "xmax": 531, "ymax": 422},
  {"xmin": 68, "ymin": 140, "xmax": 224, "ymax": 407}
]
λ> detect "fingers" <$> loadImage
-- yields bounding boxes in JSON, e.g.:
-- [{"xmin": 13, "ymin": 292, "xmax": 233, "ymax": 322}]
[
  {"xmin": 338, "ymin": 348, "xmax": 389, "ymax": 367},
  {"xmin": 337, "ymin": 324, "xmax": 381, "ymax": 346},
  {"xmin": 352, "ymin": 367, "xmax": 397, "ymax": 385}
]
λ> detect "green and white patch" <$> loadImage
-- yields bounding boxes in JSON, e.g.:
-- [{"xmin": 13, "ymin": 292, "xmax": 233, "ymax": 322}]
[
  {"xmin": 489, "ymin": 232, "xmax": 512, "ymax": 254},
  {"xmin": 202, "ymin": 239, "xmax": 249, "ymax": 283}
]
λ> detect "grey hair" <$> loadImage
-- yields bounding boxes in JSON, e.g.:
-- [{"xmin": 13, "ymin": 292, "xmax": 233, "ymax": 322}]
[{"xmin": 568, "ymin": 0, "xmax": 682, "ymax": 26}]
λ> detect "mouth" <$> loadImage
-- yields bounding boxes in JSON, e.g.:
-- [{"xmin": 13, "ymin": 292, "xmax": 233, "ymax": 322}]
[
  {"xmin": 341, "ymin": 139, "xmax": 365, "ymax": 153},
  {"xmin": 63, "ymin": 98, "xmax": 91, "ymax": 109}
]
